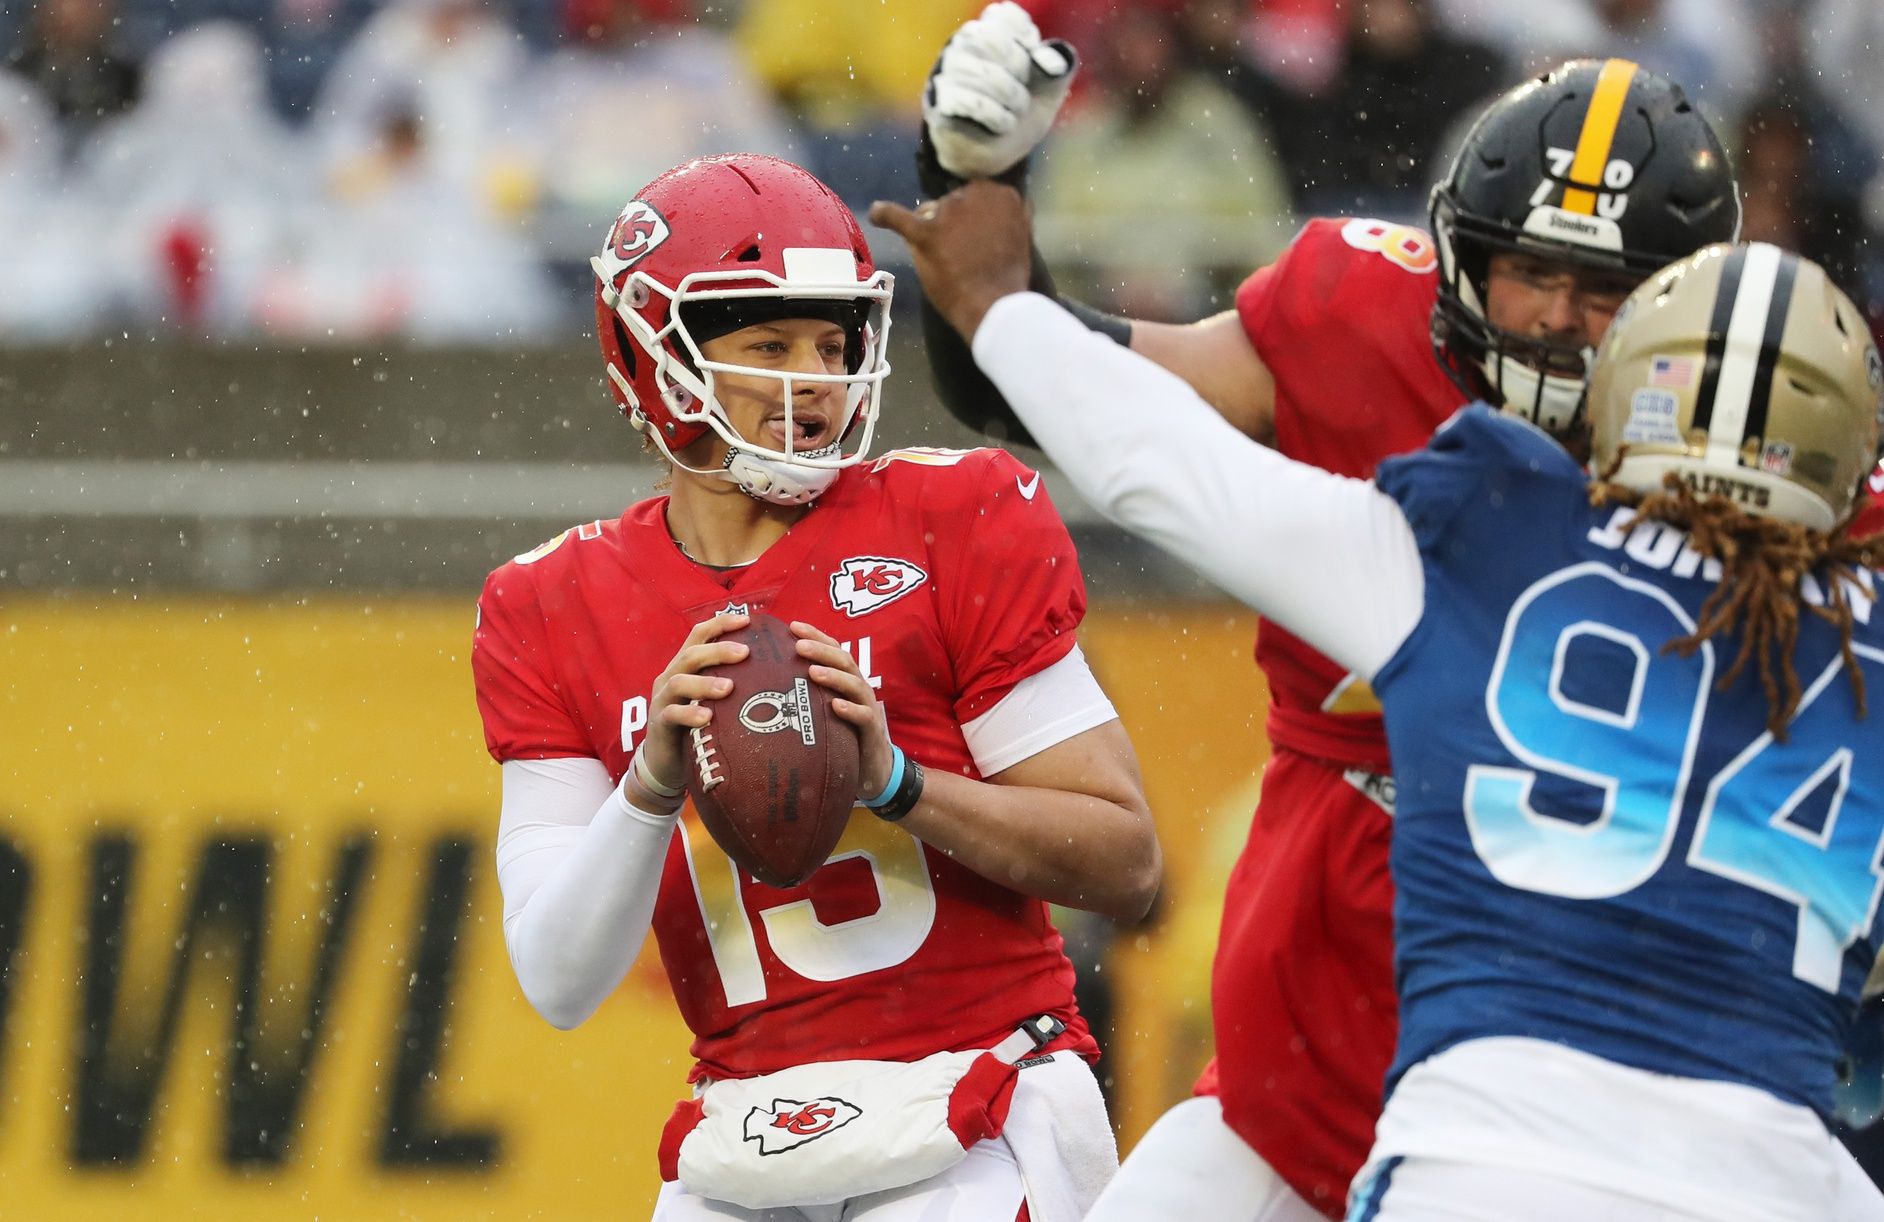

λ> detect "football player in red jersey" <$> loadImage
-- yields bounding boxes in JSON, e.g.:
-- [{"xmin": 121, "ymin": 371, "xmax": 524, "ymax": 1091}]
[
  {"xmin": 470, "ymin": 153, "xmax": 1159, "ymax": 1222},
  {"xmin": 894, "ymin": 9, "xmax": 1746, "ymax": 1219}
]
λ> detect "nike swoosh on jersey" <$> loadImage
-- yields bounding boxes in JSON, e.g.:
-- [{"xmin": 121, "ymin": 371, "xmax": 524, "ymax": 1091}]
[{"xmin": 1016, "ymin": 472, "xmax": 1041, "ymax": 500}]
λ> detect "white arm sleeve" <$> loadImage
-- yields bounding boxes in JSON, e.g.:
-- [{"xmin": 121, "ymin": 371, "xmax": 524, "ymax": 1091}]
[
  {"xmin": 961, "ymin": 644, "xmax": 1118, "ymax": 777},
  {"xmin": 495, "ymin": 756, "xmax": 677, "ymax": 1030},
  {"xmin": 973, "ymin": 292, "xmax": 1424, "ymax": 679}
]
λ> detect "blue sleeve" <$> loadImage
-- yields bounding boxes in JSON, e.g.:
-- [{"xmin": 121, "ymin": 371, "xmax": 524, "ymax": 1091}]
[{"xmin": 1375, "ymin": 405, "xmax": 1583, "ymax": 551}]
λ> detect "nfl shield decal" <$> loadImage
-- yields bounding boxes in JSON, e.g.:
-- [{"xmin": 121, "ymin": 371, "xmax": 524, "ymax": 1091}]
[{"xmin": 830, "ymin": 556, "xmax": 928, "ymax": 617}]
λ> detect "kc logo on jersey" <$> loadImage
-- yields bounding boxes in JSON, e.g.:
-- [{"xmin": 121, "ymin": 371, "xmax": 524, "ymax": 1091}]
[
  {"xmin": 743, "ymin": 1096, "xmax": 862, "ymax": 1154},
  {"xmin": 739, "ymin": 678, "xmax": 818, "ymax": 746},
  {"xmin": 831, "ymin": 557, "xmax": 928, "ymax": 618}
]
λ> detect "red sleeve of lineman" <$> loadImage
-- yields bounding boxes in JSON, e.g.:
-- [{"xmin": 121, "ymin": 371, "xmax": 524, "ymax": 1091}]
[
  {"xmin": 471, "ymin": 561, "xmax": 590, "ymax": 762},
  {"xmin": 925, "ymin": 449, "xmax": 1087, "ymax": 724},
  {"xmin": 1233, "ymin": 218, "xmax": 1344, "ymax": 372}
]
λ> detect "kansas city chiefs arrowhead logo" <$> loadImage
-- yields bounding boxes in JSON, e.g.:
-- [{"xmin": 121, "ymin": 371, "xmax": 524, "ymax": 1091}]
[
  {"xmin": 830, "ymin": 556, "xmax": 928, "ymax": 618},
  {"xmin": 743, "ymin": 1096, "xmax": 863, "ymax": 1154},
  {"xmin": 603, "ymin": 200, "xmax": 670, "ymax": 272}
]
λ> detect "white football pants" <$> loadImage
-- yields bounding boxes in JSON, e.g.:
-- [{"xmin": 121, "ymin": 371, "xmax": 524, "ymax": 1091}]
[
  {"xmin": 651, "ymin": 1133, "xmax": 1026, "ymax": 1222},
  {"xmin": 1084, "ymin": 1095, "xmax": 1326, "ymax": 1222}
]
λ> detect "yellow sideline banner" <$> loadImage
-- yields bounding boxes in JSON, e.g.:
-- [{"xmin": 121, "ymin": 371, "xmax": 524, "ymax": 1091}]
[{"xmin": 0, "ymin": 598, "xmax": 1266, "ymax": 1218}]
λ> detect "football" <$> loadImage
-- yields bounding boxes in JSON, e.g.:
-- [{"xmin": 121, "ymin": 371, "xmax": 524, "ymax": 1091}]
[{"xmin": 684, "ymin": 613, "xmax": 862, "ymax": 888}]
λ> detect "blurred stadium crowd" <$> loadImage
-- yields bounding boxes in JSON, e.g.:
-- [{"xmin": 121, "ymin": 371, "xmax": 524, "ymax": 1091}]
[{"xmin": 1, "ymin": 0, "xmax": 1879, "ymax": 343}]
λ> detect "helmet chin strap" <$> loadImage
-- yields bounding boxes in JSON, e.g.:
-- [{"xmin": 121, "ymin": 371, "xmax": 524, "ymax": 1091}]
[
  {"xmin": 722, "ymin": 444, "xmax": 843, "ymax": 506},
  {"xmin": 1488, "ymin": 350, "xmax": 1591, "ymax": 434}
]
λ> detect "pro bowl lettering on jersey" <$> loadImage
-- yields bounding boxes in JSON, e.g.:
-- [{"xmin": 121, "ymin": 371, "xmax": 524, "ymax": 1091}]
[
  {"xmin": 603, "ymin": 200, "xmax": 671, "ymax": 272},
  {"xmin": 743, "ymin": 1097, "xmax": 862, "ymax": 1154},
  {"xmin": 831, "ymin": 557, "xmax": 928, "ymax": 618},
  {"xmin": 738, "ymin": 678, "xmax": 818, "ymax": 747}
]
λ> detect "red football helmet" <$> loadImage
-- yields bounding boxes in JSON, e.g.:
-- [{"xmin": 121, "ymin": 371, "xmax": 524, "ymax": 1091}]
[{"xmin": 591, "ymin": 154, "xmax": 894, "ymax": 504}]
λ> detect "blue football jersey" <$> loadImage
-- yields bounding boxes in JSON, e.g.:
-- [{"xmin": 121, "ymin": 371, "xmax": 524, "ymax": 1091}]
[{"xmin": 1373, "ymin": 406, "xmax": 1884, "ymax": 1118}]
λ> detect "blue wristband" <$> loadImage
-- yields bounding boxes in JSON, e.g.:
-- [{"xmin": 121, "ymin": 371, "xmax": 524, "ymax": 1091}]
[{"xmin": 864, "ymin": 745, "xmax": 907, "ymax": 810}]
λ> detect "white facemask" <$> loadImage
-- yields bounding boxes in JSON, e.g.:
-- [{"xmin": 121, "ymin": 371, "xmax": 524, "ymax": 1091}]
[{"xmin": 1487, "ymin": 349, "xmax": 1592, "ymax": 434}]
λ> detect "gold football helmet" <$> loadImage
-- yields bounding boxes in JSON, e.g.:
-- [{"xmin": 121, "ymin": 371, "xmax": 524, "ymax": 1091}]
[{"xmin": 1588, "ymin": 242, "xmax": 1882, "ymax": 529}]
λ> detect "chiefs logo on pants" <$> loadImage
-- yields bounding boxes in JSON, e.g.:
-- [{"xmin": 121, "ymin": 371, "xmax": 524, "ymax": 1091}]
[{"xmin": 743, "ymin": 1096, "xmax": 863, "ymax": 1153}]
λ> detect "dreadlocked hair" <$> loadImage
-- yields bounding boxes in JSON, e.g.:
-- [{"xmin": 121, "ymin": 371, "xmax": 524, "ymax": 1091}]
[{"xmin": 1590, "ymin": 465, "xmax": 1879, "ymax": 739}]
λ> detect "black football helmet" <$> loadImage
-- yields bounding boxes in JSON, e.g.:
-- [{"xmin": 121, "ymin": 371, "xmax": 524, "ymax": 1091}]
[{"xmin": 1430, "ymin": 59, "xmax": 1740, "ymax": 432}]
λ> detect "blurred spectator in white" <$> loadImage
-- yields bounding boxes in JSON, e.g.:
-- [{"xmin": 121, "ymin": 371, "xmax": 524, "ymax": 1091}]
[
  {"xmin": 519, "ymin": 0, "xmax": 799, "ymax": 224},
  {"xmin": 76, "ymin": 21, "xmax": 312, "ymax": 335},
  {"xmin": 0, "ymin": 70, "xmax": 103, "ymax": 336},
  {"xmin": 5, "ymin": 0, "xmax": 142, "ymax": 150},
  {"xmin": 309, "ymin": 0, "xmax": 530, "ymax": 217},
  {"xmin": 256, "ymin": 98, "xmax": 562, "ymax": 343},
  {"xmin": 1434, "ymin": 0, "xmax": 1761, "ymax": 129},
  {"xmin": 1033, "ymin": 4, "xmax": 1293, "ymax": 320}
]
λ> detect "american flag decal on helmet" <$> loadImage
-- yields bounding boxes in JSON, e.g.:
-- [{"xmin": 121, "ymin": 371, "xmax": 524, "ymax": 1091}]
[{"xmin": 1648, "ymin": 355, "xmax": 1697, "ymax": 388}]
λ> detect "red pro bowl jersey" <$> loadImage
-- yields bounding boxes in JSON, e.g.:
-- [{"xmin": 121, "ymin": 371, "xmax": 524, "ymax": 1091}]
[
  {"xmin": 1855, "ymin": 459, "xmax": 1884, "ymax": 540},
  {"xmin": 471, "ymin": 446, "xmax": 1100, "ymax": 1081},
  {"xmin": 1234, "ymin": 217, "xmax": 1469, "ymax": 769}
]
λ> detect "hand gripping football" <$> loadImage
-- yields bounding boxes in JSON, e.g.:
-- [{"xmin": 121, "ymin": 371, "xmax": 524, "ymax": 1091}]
[{"xmin": 684, "ymin": 613, "xmax": 862, "ymax": 888}]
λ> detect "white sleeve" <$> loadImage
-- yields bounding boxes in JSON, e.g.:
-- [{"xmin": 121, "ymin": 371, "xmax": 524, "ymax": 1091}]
[
  {"xmin": 961, "ymin": 644, "xmax": 1118, "ymax": 776},
  {"xmin": 973, "ymin": 292, "xmax": 1424, "ymax": 680},
  {"xmin": 495, "ymin": 756, "xmax": 677, "ymax": 1030}
]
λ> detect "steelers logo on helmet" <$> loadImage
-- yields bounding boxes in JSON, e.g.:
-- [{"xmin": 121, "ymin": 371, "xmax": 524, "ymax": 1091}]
[
  {"xmin": 1430, "ymin": 59, "xmax": 1740, "ymax": 434},
  {"xmin": 589, "ymin": 155, "xmax": 895, "ymax": 507}
]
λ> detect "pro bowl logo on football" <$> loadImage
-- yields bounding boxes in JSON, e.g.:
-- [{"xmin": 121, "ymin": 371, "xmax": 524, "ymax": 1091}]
[
  {"xmin": 743, "ymin": 1096, "xmax": 863, "ymax": 1155},
  {"xmin": 739, "ymin": 677, "xmax": 818, "ymax": 746},
  {"xmin": 831, "ymin": 556, "xmax": 928, "ymax": 618},
  {"xmin": 601, "ymin": 200, "xmax": 670, "ymax": 274}
]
